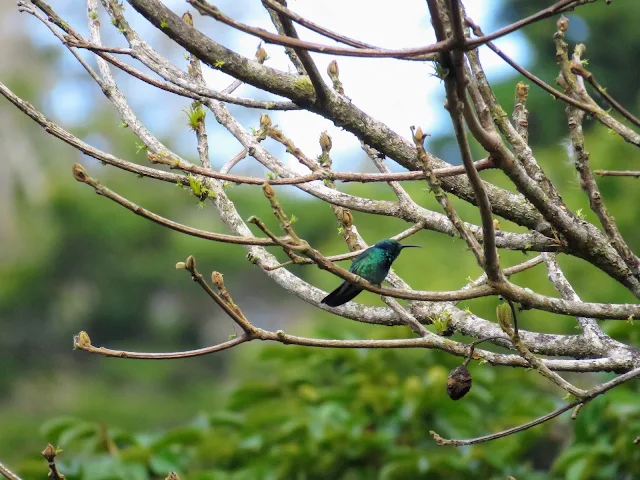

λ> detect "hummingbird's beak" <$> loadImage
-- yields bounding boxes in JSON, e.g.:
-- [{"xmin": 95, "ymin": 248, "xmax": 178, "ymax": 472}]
[{"xmin": 401, "ymin": 244, "xmax": 421, "ymax": 249}]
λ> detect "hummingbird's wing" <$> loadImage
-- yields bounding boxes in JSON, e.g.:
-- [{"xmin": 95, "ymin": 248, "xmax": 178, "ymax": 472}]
[
  {"xmin": 321, "ymin": 280, "xmax": 363, "ymax": 307},
  {"xmin": 321, "ymin": 248, "xmax": 373, "ymax": 307}
]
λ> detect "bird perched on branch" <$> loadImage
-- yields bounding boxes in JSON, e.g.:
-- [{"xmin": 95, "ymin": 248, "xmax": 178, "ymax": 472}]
[{"xmin": 321, "ymin": 239, "xmax": 420, "ymax": 307}]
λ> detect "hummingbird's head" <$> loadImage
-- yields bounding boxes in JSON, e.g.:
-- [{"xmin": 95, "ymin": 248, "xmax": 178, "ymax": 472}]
[{"xmin": 374, "ymin": 239, "xmax": 421, "ymax": 259}]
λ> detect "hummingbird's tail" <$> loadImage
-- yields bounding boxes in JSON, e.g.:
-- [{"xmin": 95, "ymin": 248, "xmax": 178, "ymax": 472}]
[{"xmin": 321, "ymin": 281, "xmax": 363, "ymax": 307}]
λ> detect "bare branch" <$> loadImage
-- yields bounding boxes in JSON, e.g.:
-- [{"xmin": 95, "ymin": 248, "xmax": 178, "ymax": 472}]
[
  {"xmin": 71, "ymin": 164, "xmax": 277, "ymax": 246},
  {"xmin": 594, "ymin": 170, "xmax": 640, "ymax": 178},
  {"xmin": 0, "ymin": 460, "xmax": 22, "ymax": 480},
  {"xmin": 431, "ymin": 365, "xmax": 640, "ymax": 446}
]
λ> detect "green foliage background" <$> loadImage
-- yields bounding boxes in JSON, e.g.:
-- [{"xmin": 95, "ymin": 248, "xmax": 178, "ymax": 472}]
[{"xmin": 1, "ymin": 1, "xmax": 640, "ymax": 479}]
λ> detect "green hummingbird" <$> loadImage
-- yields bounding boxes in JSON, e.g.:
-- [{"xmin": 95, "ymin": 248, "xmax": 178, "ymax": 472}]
[{"xmin": 321, "ymin": 239, "xmax": 421, "ymax": 307}]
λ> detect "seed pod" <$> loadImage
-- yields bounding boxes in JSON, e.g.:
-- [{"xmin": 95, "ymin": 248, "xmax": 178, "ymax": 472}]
[{"xmin": 446, "ymin": 365, "xmax": 472, "ymax": 400}]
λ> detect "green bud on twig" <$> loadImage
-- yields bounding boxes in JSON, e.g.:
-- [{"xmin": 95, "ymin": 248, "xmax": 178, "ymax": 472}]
[
  {"xmin": 74, "ymin": 331, "xmax": 92, "ymax": 349},
  {"xmin": 557, "ymin": 15, "xmax": 569, "ymax": 33},
  {"xmin": 185, "ymin": 255, "xmax": 196, "ymax": 271},
  {"xmin": 319, "ymin": 131, "xmax": 332, "ymax": 153},
  {"xmin": 259, "ymin": 113, "xmax": 272, "ymax": 130},
  {"xmin": 340, "ymin": 209, "xmax": 353, "ymax": 227},
  {"xmin": 515, "ymin": 82, "xmax": 529, "ymax": 103},
  {"xmin": 496, "ymin": 303, "xmax": 513, "ymax": 330}
]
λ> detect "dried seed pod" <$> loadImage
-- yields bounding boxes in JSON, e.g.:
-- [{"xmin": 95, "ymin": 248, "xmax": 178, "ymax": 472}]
[{"xmin": 446, "ymin": 365, "xmax": 472, "ymax": 400}]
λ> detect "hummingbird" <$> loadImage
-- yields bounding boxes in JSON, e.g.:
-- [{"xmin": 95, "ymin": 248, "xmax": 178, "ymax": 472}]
[{"xmin": 321, "ymin": 239, "xmax": 420, "ymax": 307}]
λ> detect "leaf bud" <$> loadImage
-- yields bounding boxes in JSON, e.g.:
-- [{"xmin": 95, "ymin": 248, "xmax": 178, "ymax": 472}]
[
  {"xmin": 262, "ymin": 182, "xmax": 275, "ymax": 200},
  {"xmin": 72, "ymin": 163, "xmax": 89, "ymax": 183},
  {"xmin": 319, "ymin": 131, "xmax": 332, "ymax": 152},
  {"xmin": 259, "ymin": 114, "xmax": 272, "ymax": 130},
  {"xmin": 496, "ymin": 303, "xmax": 513, "ymax": 330},
  {"xmin": 185, "ymin": 255, "xmax": 196, "ymax": 271},
  {"xmin": 557, "ymin": 15, "xmax": 569, "ymax": 33},
  {"xmin": 327, "ymin": 59, "xmax": 339, "ymax": 77}
]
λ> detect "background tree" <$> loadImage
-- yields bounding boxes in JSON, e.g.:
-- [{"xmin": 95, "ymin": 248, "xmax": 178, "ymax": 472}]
[{"xmin": 1, "ymin": 0, "xmax": 640, "ymax": 479}]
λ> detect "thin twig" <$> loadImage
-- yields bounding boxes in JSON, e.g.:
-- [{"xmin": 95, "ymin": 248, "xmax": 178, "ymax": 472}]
[
  {"xmin": 542, "ymin": 253, "xmax": 605, "ymax": 339},
  {"xmin": 594, "ymin": 170, "xmax": 640, "ymax": 178},
  {"xmin": 185, "ymin": 0, "xmax": 597, "ymax": 61},
  {"xmin": 71, "ymin": 164, "xmax": 276, "ymax": 246},
  {"xmin": 0, "ymin": 461, "xmax": 22, "ymax": 480},
  {"xmin": 262, "ymin": 0, "xmax": 306, "ymax": 75},
  {"xmin": 571, "ymin": 62, "xmax": 640, "ymax": 129},
  {"xmin": 149, "ymin": 152, "xmax": 493, "ymax": 185},
  {"xmin": 74, "ymin": 330, "xmax": 250, "ymax": 359},
  {"xmin": 412, "ymin": 125, "xmax": 484, "ymax": 267},
  {"xmin": 431, "ymin": 0, "xmax": 502, "ymax": 283},
  {"xmin": 496, "ymin": 303, "xmax": 587, "ymax": 398},
  {"xmin": 181, "ymin": 256, "xmax": 255, "ymax": 333},
  {"xmin": 565, "ymin": 104, "xmax": 638, "ymax": 275},
  {"xmin": 430, "ymin": 365, "xmax": 640, "ymax": 446},
  {"xmin": 263, "ymin": 0, "xmax": 329, "ymax": 105},
  {"xmin": 0, "ymin": 81, "xmax": 185, "ymax": 184}
]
